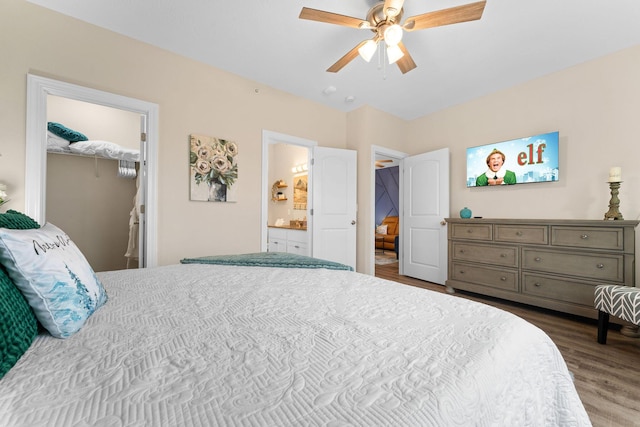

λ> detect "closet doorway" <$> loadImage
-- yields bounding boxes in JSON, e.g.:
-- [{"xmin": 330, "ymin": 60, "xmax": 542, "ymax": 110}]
[
  {"xmin": 47, "ymin": 96, "xmax": 140, "ymax": 271},
  {"xmin": 25, "ymin": 74, "xmax": 159, "ymax": 268}
]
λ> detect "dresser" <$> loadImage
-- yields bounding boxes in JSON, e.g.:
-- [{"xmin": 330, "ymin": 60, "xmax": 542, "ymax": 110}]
[
  {"xmin": 267, "ymin": 227, "xmax": 309, "ymax": 256},
  {"xmin": 446, "ymin": 218, "xmax": 639, "ymax": 318}
]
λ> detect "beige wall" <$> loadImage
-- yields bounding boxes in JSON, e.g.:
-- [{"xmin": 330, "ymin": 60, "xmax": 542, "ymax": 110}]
[
  {"xmin": 0, "ymin": 0, "xmax": 349, "ymax": 266},
  {"xmin": 48, "ymin": 96, "xmax": 141, "ymax": 150},
  {"xmin": 2, "ymin": 0, "xmax": 640, "ymax": 273},
  {"xmin": 406, "ymin": 45, "xmax": 640, "ymax": 222},
  {"xmin": 348, "ymin": 106, "xmax": 407, "ymax": 272},
  {"xmin": 47, "ymin": 154, "xmax": 136, "ymax": 271}
]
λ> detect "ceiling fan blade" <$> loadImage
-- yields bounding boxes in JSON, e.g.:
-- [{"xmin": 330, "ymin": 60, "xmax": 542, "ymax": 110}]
[
  {"xmin": 327, "ymin": 40, "xmax": 368, "ymax": 73},
  {"xmin": 395, "ymin": 42, "xmax": 417, "ymax": 74},
  {"xmin": 403, "ymin": 0, "xmax": 486, "ymax": 31},
  {"xmin": 383, "ymin": 0, "xmax": 405, "ymax": 19},
  {"xmin": 378, "ymin": 159, "xmax": 393, "ymax": 163},
  {"xmin": 299, "ymin": 7, "xmax": 369, "ymax": 29}
]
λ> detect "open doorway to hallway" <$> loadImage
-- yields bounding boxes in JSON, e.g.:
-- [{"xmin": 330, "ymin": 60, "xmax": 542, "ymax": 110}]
[{"xmin": 373, "ymin": 151, "xmax": 402, "ymax": 275}]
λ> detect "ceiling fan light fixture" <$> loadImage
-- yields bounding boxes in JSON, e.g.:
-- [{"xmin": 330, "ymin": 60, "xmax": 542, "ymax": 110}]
[
  {"xmin": 383, "ymin": 0, "xmax": 404, "ymax": 18},
  {"xmin": 358, "ymin": 39, "xmax": 378, "ymax": 62},
  {"xmin": 386, "ymin": 43, "xmax": 404, "ymax": 64},
  {"xmin": 383, "ymin": 24, "xmax": 403, "ymax": 46}
]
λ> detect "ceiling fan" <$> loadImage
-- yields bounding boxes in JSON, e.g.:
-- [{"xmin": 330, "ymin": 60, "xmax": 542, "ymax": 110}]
[
  {"xmin": 375, "ymin": 159, "xmax": 394, "ymax": 168},
  {"xmin": 299, "ymin": 0, "xmax": 486, "ymax": 74}
]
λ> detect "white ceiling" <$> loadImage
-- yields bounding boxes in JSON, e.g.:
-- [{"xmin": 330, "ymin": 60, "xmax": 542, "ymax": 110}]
[{"xmin": 27, "ymin": 0, "xmax": 640, "ymax": 121}]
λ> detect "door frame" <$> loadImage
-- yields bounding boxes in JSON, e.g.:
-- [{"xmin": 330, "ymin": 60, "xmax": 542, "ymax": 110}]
[
  {"xmin": 260, "ymin": 130, "xmax": 317, "ymax": 252},
  {"xmin": 25, "ymin": 74, "xmax": 159, "ymax": 267},
  {"xmin": 370, "ymin": 145, "xmax": 407, "ymax": 276}
]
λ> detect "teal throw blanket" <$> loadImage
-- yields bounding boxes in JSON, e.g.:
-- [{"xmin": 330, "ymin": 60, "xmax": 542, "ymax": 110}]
[{"xmin": 180, "ymin": 252, "xmax": 353, "ymax": 271}]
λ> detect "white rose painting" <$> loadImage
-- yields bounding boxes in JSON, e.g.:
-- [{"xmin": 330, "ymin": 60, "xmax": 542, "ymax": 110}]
[{"xmin": 189, "ymin": 134, "xmax": 238, "ymax": 202}]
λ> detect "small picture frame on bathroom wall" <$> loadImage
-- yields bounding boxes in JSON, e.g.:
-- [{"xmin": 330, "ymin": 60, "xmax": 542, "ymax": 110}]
[{"xmin": 293, "ymin": 173, "xmax": 307, "ymax": 210}]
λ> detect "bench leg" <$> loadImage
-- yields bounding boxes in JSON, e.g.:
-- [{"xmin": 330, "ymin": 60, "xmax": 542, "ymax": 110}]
[{"xmin": 597, "ymin": 311, "xmax": 610, "ymax": 344}]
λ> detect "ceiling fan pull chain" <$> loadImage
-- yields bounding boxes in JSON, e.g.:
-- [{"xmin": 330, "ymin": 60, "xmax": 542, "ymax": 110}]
[{"xmin": 382, "ymin": 47, "xmax": 388, "ymax": 80}]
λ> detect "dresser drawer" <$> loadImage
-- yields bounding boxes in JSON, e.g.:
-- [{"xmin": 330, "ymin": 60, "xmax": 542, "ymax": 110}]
[
  {"xmin": 522, "ymin": 273, "xmax": 599, "ymax": 306},
  {"xmin": 551, "ymin": 226, "xmax": 623, "ymax": 251},
  {"xmin": 522, "ymin": 249, "xmax": 624, "ymax": 282},
  {"xmin": 286, "ymin": 242, "xmax": 308, "ymax": 255},
  {"xmin": 450, "ymin": 223, "xmax": 492, "ymax": 241},
  {"xmin": 451, "ymin": 262, "xmax": 518, "ymax": 291},
  {"xmin": 268, "ymin": 238, "xmax": 287, "ymax": 252},
  {"xmin": 287, "ymin": 229, "xmax": 308, "ymax": 244},
  {"xmin": 268, "ymin": 227, "xmax": 287, "ymax": 239},
  {"xmin": 451, "ymin": 242, "xmax": 517, "ymax": 267},
  {"xmin": 495, "ymin": 225, "xmax": 548, "ymax": 245}
]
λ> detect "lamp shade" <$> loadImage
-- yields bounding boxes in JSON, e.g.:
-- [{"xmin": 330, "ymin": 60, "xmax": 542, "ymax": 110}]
[
  {"xmin": 383, "ymin": 24, "xmax": 403, "ymax": 46},
  {"xmin": 358, "ymin": 40, "xmax": 378, "ymax": 62},
  {"xmin": 386, "ymin": 44, "xmax": 404, "ymax": 64}
]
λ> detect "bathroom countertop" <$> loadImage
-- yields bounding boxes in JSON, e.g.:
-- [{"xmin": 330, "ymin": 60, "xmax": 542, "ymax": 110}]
[{"xmin": 268, "ymin": 224, "xmax": 307, "ymax": 231}]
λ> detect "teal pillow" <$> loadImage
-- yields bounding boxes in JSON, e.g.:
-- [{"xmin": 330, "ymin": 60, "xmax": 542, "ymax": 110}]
[
  {"xmin": 0, "ymin": 223, "xmax": 108, "ymax": 338},
  {"xmin": 0, "ymin": 210, "xmax": 40, "ymax": 230},
  {"xmin": 47, "ymin": 122, "xmax": 89, "ymax": 142},
  {"xmin": 0, "ymin": 267, "xmax": 38, "ymax": 379},
  {"xmin": 0, "ymin": 212, "xmax": 39, "ymax": 379}
]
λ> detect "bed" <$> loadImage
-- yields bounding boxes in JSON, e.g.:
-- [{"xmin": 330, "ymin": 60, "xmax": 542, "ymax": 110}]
[{"xmin": 0, "ymin": 220, "xmax": 591, "ymax": 426}]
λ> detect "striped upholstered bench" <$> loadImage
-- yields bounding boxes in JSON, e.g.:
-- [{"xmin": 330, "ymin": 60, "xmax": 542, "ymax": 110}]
[{"xmin": 594, "ymin": 285, "xmax": 640, "ymax": 344}]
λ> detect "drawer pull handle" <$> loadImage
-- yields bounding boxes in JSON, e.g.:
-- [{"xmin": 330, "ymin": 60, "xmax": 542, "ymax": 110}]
[
  {"xmin": 294, "ymin": 245, "xmax": 299, "ymax": 248},
  {"xmin": 581, "ymin": 234, "xmax": 588, "ymax": 239},
  {"xmin": 534, "ymin": 283, "xmax": 542, "ymax": 287},
  {"xmin": 534, "ymin": 257, "xmax": 542, "ymax": 262},
  {"xmin": 500, "ymin": 276, "xmax": 507, "ymax": 281},
  {"xmin": 500, "ymin": 253, "xmax": 506, "ymax": 258},
  {"xmin": 596, "ymin": 263, "xmax": 604, "ymax": 269},
  {"xmin": 459, "ymin": 270, "xmax": 465, "ymax": 274},
  {"xmin": 467, "ymin": 229, "xmax": 473, "ymax": 233},
  {"xmin": 459, "ymin": 249, "xmax": 465, "ymax": 254},
  {"xmin": 516, "ymin": 231, "xmax": 523, "ymax": 236}
]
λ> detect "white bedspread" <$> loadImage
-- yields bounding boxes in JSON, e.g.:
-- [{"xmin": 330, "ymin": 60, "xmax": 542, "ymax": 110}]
[{"xmin": 0, "ymin": 264, "xmax": 591, "ymax": 426}]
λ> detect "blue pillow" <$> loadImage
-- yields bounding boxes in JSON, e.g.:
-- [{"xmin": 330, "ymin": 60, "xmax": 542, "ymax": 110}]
[
  {"xmin": 0, "ymin": 223, "xmax": 107, "ymax": 338},
  {"xmin": 47, "ymin": 122, "xmax": 89, "ymax": 142}
]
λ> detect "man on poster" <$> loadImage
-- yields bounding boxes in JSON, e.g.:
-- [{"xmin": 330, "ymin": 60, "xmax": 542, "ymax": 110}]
[{"xmin": 476, "ymin": 149, "xmax": 517, "ymax": 186}]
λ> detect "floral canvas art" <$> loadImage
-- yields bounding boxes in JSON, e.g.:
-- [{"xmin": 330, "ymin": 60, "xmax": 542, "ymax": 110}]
[{"xmin": 190, "ymin": 134, "xmax": 238, "ymax": 202}]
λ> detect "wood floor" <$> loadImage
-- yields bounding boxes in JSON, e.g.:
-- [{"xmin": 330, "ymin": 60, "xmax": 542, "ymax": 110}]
[{"xmin": 375, "ymin": 262, "xmax": 640, "ymax": 427}]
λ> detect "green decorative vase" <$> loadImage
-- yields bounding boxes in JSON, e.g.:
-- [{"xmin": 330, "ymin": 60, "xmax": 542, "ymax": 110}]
[{"xmin": 460, "ymin": 207, "xmax": 472, "ymax": 219}]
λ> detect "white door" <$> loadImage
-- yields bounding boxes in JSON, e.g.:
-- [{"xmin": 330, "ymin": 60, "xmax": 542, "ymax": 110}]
[
  {"xmin": 401, "ymin": 148, "xmax": 450, "ymax": 284},
  {"xmin": 312, "ymin": 147, "xmax": 357, "ymax": 270}
]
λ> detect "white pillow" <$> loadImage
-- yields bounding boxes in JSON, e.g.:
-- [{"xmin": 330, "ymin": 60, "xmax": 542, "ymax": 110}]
[
  {"xmin": 47, "ymin": 131, "xmax": 71, "ymax": 149},
  {"xmin": 0, "ymin": 223, "xmax": 107, "ymax": 338},
  {"xmin": 376, "ymin": 224, "xmax": 388, "ymax": 235},
  {"xmin": 69, "ymin": 140, "xmax": 140, "ymax": 162}
]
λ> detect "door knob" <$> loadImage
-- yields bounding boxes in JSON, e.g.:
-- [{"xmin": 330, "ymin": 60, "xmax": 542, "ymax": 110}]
[{"xmin": 351, "ymin": 220, "xmax": 356, "ymax": 225}]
